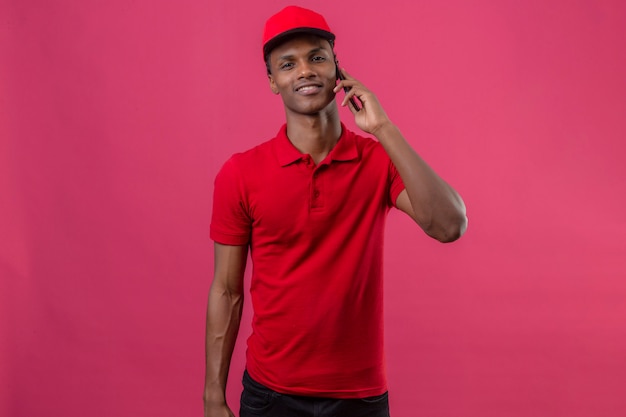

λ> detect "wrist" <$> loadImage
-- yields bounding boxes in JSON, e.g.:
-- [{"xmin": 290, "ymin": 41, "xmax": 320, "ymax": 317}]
[
  {"xmin": 203, "ymin": 386, "xmax": 227, "ymax": 405},
  {"xmin": 203, "ymin": 396, "xmax": 227, "ymax": 407},
  {"xmin": 370, "ymin": 120, "xmax": 397, "ymax": 140}
]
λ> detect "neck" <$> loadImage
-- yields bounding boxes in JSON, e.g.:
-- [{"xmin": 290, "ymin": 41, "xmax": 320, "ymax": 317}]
[{"xmin": 285, "ymin": 105, "xmax": 342, "ymax": 164}]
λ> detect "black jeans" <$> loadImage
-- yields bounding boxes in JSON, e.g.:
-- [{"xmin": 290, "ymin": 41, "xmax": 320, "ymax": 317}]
[{"xmin": 240, "ymin": 370, "xmax": 390, "ymax": 417}]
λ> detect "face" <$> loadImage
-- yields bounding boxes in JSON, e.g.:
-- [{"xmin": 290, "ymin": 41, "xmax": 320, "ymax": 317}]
[{"xmin": 267, "ymin": 35, "xmax": 338, "ymax": 116}]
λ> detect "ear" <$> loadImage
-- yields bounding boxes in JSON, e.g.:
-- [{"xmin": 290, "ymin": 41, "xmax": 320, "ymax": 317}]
[{"xmin": 268, "ymin": 74, "xmax": 280, "ymax": 95}]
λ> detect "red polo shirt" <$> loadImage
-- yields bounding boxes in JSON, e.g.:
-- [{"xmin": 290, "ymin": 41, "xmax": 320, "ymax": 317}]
[{"xmin": 210, "ymin": 124, "xmax": 405, "ymax": 398}]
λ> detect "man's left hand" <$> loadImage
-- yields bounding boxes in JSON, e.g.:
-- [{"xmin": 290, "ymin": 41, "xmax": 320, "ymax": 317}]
[{"xmin": 334, "ymin": 69, "xmax": 392, "ymax": 136}]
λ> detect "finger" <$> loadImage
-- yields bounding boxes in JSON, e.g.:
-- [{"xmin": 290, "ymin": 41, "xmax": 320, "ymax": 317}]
[
  {"xmin": 334, "ymin": 79, "xmax": 357, "ymax": 93},
  {"xmin": 347, "ymin": 97, "xmax": 360, "ymax": 114},
  {"xmin": 340, "ymin": 88, "xmax": 355, "ymax": 107},
  {"xmin": 342, "ymin": 89, "xmax": 364, "ymax": 112},
  {"xmin": 341, "ymin": 85, "xmax": 362, "ymax": 105}
]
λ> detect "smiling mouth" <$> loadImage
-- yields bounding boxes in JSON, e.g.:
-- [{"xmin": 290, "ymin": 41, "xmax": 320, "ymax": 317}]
[{"xmin": 296, "ymin": 85, "xmax": 323, "ymax": 94}]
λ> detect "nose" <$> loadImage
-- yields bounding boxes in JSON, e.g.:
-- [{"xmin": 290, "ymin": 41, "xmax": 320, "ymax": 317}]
[{"xmin": 297, "ymin": 60, "xmax": 315, "ymax": 79}]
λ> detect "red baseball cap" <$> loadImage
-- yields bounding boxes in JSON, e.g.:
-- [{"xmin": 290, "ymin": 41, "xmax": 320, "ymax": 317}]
[{"xmin": 262, "ymin": 6, "xmax": 335, "ymax": 58}]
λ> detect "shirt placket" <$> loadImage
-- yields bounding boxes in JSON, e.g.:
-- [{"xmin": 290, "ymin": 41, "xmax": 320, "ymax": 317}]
[{"xmin": 303, "ymin": 156, "xmax": 325, "ymax": 211}]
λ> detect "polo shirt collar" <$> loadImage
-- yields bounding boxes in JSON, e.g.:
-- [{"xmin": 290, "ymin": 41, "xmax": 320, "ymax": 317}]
[{"xmin": 275, "ymin": 123, "xmax": 359, "ymax": 167}]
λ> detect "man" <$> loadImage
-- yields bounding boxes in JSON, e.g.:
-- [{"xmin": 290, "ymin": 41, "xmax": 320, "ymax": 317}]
[{"xmin": 204, "ymin": 5, "xmax": 467, "ymax": 417}]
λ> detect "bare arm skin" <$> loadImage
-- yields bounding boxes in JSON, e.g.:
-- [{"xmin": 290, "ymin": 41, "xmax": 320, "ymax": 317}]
[
  {"xmin": 204, "ymin": 243, "xmax": 248, "ymax": 417},
  {"xmin": 335, "ymin": 69, "xmax": 468, "ymax": 242}
]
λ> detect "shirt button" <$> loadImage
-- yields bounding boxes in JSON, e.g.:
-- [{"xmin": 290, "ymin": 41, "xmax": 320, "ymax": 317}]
[{"xmin": 313, "ymin": 190, "xmax": 320, "ymax": 198}]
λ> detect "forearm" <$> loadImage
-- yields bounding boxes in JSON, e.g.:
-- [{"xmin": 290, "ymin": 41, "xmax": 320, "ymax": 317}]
[
  {"xmin": 373, "ymin": 122, "xmax": 467, "ymax": 241},
  {"xmin": 204, "ymin": 284, "xmax": 244, "ymax": 405}
]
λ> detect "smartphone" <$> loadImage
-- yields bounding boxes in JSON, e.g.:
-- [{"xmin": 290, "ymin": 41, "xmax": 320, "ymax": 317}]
[{"xmin": 335, "ymin": 61, "xmax": 361, "ymax": 111}]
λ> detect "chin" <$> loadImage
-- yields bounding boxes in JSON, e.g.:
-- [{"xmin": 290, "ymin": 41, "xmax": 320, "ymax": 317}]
[{"xmin": 288, "ymin": 96, "xmax": 336, "ymax": 115}]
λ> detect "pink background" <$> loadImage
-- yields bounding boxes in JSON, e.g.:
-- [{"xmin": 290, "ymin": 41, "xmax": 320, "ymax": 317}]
[{"xmin": 2, "ymin": 0, "xmax": 625, "ymax": 416}]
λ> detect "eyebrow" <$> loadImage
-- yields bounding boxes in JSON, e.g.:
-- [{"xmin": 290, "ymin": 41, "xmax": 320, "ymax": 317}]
[{"xmin": 277, "ymin": 47, "xmax": 327, "ymax": 62}]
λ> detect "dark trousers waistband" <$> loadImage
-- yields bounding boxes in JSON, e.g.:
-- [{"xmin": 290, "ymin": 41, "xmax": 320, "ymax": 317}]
[{"xmin": 240, "ymin": 370, "xmax": 390, "ymax": 417}]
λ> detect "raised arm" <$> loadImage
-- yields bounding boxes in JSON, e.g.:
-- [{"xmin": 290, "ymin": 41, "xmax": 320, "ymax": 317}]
[
  {"xmin": 204, "ymin": 242, "xmax": 248, "ymax": 417},
  {"xmin": 335, "ymin": 69, "xmax": 468, "ymax": 243}
]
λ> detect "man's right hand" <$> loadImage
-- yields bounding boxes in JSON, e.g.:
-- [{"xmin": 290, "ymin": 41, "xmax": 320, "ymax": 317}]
[{"xmin": 204, "ymin": 401, "xmax": 235, "ymax": 417}]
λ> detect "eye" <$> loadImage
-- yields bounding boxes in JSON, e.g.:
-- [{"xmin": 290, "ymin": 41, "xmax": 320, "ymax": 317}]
[
  {"xmin": 312, "ymin": 56, "xmax": 326, "ymax": 62},
  {"xmin": 279, "ymin": 62, "xmax": 294, "ymax": 71}
]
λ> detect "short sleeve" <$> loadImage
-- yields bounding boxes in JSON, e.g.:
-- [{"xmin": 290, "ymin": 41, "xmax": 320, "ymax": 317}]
[
  {"xmin": 388, "ymin": 160, "xmax": 406, "ymax": 208},
  {"xmin": 210, "ymin": 157, "xmax": 252, "ymax": 245}
]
